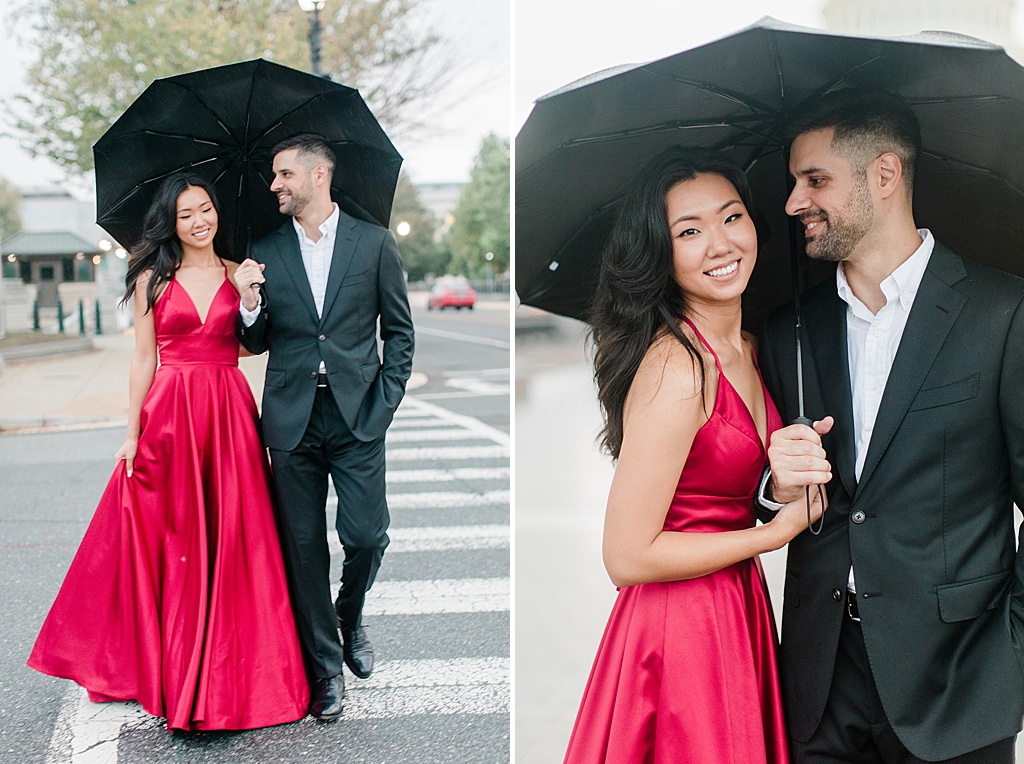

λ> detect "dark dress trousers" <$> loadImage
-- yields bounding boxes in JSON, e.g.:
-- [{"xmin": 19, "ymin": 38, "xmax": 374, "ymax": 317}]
[
  {"xmin": 758, "ymin": 243, "xmax": 1024, "ymax": 761},
  {"xmin": 237, "ymin": 211, "xmax": 414, "ymax": 679}
]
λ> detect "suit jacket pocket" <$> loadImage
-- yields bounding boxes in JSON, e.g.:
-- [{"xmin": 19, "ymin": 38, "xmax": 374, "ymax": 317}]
[
  {"xmin": 265, "ymin": 369, "xmax": 287, "ymax": 388},
  {"xmin": 910, "ymin": 374, "xmax": 979, "ymax": 411},
  {"xmin": 361, "ymin": 363, "xmax": 380, "ymax": 383},
  {"xmin": 341, "ymin": 269, "xmax": 371, "ymax": 288},
  {"xmin": 935, "ymin": 570, "xmax": 1011, "ymax": 623}
]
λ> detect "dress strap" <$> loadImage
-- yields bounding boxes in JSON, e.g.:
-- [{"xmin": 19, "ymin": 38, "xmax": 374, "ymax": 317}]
[{"xmin": 681, "ymin": 316, "xmax": 722, "ymax": 370}]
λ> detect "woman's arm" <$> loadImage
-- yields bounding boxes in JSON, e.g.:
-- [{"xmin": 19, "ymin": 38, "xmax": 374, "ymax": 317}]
[
  {"xmin": 601, "ymin": 336, "xmax": 822, "ymax": 587},
  {"xmin": 114, "ymin": 272, "xmax": 159, "ymax": 476},
  {"xmin": 224, "ymin": 260, "xmax": 255, "ymax": 357}
]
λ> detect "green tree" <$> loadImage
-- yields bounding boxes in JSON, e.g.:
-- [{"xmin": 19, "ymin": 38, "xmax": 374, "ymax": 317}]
[
  {"xmin": 8, "ymin": 0, "xmax": 456, "ymax": 174},
  {"xmin": 446, "ymin": 133, "xmax": 509, "ymax": 279},
  {"xmin": 0, "ymin": 178, "xmax": 22, "ymax": 241},
  {"xmin": 389, "ymin": 172, "xmax": 448, "ymax": 283}
]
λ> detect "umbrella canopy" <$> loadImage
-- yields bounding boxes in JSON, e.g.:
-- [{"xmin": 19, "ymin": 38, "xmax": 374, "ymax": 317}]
[
  {"xmin": 95, "ymin": 58, "xmax": 402, "ymax": 259},
  {"xmin": 515, "ymin": 17, "xmax": 1024, "ymax": 330}
]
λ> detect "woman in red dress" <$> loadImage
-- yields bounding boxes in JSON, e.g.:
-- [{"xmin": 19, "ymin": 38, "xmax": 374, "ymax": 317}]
[
  {"xmin": 28, "ymin": 173, "xmax": 309, "ymax": 731},
  {"xmin": 564, "ymin": 148, "xmax": 829, "ymax": 763}
]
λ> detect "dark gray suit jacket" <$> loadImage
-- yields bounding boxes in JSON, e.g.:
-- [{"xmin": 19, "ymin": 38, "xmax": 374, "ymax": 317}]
[
  {"xmin": 238, "ymin": 211, "xmax": 414, "ymax": 451},
  {"xmin": 759, "ymin": 242, "xmax": 1024, "ymax": 760}
]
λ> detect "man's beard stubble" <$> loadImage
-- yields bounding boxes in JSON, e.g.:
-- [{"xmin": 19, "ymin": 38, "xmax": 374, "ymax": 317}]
[
  {"xmin": 803, "ymin": 175, "xmax": 874, "ymax": 263},
  {"xmin": 278, "ymin": 178, "xmax": 314, "ymax": 217}
]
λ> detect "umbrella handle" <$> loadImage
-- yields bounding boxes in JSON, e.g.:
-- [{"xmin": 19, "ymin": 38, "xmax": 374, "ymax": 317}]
[{"xmin": 791, "ymin": 416, "xmax": 826, "ymax": 536}]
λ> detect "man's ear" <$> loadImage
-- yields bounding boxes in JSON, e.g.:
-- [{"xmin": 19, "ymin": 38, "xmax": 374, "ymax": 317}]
[
  {"xmin": 874, "ymin": 152, "xmax": 904, "ymax": 200},
  {"xmin": 313, "ymin": 163, "xmax": 330, "ymax": 187}
]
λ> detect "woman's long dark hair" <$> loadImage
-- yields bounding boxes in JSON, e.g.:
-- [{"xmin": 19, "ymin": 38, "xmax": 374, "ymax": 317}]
[
  {"xmin": 589, "ymin": 147, "xmax": 765, "ymax": 459},
  {"xmin": 121, "ymin": 173, "xmax": 223, "ymax": 312}
]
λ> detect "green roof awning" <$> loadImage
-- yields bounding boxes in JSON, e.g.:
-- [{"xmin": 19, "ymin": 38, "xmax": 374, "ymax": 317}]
[{"xmin": 1, "ymin": 231, "xmax": 102, "ymax": 257}]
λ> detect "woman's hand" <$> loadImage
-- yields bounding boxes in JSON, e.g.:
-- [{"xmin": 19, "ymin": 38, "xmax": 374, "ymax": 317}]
[
  {"xmin": 768, "ymin": 484, "xmax": 827, "ymax": 547},
  {"xmin": 115, "ymin": 438, "xmax": 138, "ymax": 477}
]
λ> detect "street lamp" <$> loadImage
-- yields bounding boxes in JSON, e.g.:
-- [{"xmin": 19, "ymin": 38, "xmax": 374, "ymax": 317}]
[
  {"xmin": 297, "ymin": 0, "xmax": 327, "ymax": 78},
  {"xmin": 396, "ymin": 221, "xmax": 411, "ymax": 237}
]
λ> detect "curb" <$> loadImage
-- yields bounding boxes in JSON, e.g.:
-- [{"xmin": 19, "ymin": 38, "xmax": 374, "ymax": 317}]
[
  {"xmin": 0, "ymin": 416, "xmax": 127, "ymax": 436},
  {"xmin": 0, "ymin": 337, "xmax": 96, "ymax": 363}
]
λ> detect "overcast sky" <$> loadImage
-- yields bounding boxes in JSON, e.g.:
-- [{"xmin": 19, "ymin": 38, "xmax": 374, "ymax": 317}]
[
  {"xmin": 515, "ymin": 0, "xmax": 1024, "ymax": 133},
  {"xmin": 0, "ymin": 0, "xmax": 510, "ymax": 196}
]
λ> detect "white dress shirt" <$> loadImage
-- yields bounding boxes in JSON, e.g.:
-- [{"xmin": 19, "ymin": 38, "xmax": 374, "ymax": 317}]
[
  {"xmin": 761, "ymin": 229, "xmax": 934, "ymax": 592},
  {"xmin": 240, "ymin": 203, "xmax": 340, "ymax": 374}
]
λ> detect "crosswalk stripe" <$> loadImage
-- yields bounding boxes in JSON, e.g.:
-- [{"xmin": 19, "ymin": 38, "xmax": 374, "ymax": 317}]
[
  {"xmin": 340, "ymin": 657, "xmax": 509, "ymax": 720},
  {"xmin": 400, "ymin": 397, "xmax": 510, "ymax": 446},
  {"xmin": 387, "ymin": 419, "xmax": 456, "ymax": 430},
  {"xmin": 386, "ymin": 445, "xmax": 509, "ymax": 461},
  {"xmin": 326, "ymin": 525, "xmax": 509, "ymax": 555},
  {"xmin": 363, "ymin": 578, "xmax": 509, "ymax": 615},
  {"xmin": 387, "ymin": 467, "xmax": 510, "ymax": 483},
  {"xmin": 386, "ymin": 429, "xmax": 488, "ymax": 442},
  {"xmin": 386, "ymin": 490, "xmax": 510, "ymax": 509}
]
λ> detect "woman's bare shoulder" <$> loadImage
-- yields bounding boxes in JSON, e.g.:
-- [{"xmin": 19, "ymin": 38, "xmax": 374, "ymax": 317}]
[{"xmin": 630, "ymin": 329, "xmax": 711, "ymax": 410}]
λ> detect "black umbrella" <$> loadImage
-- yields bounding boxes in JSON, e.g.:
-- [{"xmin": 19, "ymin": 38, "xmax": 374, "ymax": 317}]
[
  {"xmin": 94, "ymin": 58, "xmax": 402, "ymax": 259},
  {"xmin": 515, "ymin": 17, "xmax": 1024, "ymax": 333}
]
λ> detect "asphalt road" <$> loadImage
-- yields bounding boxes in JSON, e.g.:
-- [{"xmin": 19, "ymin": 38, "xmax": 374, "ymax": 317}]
[{"xmin": 0, "ymin": 298, "xmax": 510, "ymax": 763}]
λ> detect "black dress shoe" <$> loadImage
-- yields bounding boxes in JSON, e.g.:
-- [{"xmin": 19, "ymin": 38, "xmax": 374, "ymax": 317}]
[
  {"xmin": 339, "ymin": 624, "xmax": 374, "ymax": 679},
  {"xmin": 309, "ymin": 674, "xmax": 345, "ymax": 721}
]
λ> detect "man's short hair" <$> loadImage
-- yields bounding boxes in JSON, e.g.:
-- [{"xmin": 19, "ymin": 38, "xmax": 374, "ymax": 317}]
[
  {"xmin": 271, "ymin": 133, "xmax": 337, "ymax": 178},
  {"xmin": 788, "ymin": 89, "xmax": 922, "ymax": 193}
]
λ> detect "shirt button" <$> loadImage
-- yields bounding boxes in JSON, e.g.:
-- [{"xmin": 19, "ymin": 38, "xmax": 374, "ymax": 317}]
[
  {"xmin": 873, "ymin": 329, "xmax": 881, "ymax": 337},
  {"xmin": 318, "ymin": 334, "xmax": 326, "ymax": 341},
  {"xmin": 871, "ymin": 382, "xmax": 879, "ymax": 391},
  {"xmin": 832, "ymin": 588, "xmax": 842, "ymax": 602},
  {"xmin": 310, "ymin": 372, "xmax": 317, "ymax": 378},
  {"xmin": 852, "ymin": 510, "xmax": 866, "ymax": 524}
]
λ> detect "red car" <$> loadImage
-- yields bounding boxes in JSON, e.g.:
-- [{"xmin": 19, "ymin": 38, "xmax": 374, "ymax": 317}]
[{"xmin": 427, "ymin": 278, "xmax": 476, "ymax": 310}]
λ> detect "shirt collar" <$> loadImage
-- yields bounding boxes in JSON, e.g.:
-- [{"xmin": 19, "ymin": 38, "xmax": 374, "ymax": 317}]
[
  {"xmin": 836, "ymin": 228, "xmax": 934, "ymax": 312},
  {"xmin": 292, "ymin": 202, "xmax": 340, "ymax": 246}
]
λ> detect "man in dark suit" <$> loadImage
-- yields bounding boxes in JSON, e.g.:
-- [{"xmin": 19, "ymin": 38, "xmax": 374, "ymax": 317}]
[
  {"xmin": 232, "ymin": 134, "xmax": 414, "ymax": 720},
  {"xmin": 757, "ymin": 90, "xmax": 1024, "ymax": 762}
]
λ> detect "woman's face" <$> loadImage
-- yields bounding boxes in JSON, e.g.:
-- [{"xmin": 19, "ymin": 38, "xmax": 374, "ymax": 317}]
[
  {"xmin": 175, "ymin": 186, "xmax": 218, "ymax": 250},
  {"xmin": 665, "ymin": 173, "xmax": 757, "ymax": 307}
]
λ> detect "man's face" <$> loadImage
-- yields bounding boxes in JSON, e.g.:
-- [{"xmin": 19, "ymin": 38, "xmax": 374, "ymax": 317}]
[
  {"xmin": 786, "ymin": 128, "xmax": 875, "ymax": 263},
  {"xmin": 270, "ymin": 148, "xmax": 315, "ymax": 217}
]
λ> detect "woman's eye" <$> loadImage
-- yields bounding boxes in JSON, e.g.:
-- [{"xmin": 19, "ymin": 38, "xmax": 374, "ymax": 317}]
[
  {"xmin": 679, "ymin": 228, "xmax": 699, "ymax": 237},
  {"xmin": 725, "ymin": 213, "xmax": 743, "ymax": 224}
]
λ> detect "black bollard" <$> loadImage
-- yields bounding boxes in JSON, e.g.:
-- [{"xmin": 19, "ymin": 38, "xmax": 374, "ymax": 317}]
[
  {"xmin": 78, "ymin": 299, "xmax": 85, "ymax": 334},
  {"xmin": 32, "ymin": 299, "xmax": 39, "ymax": 331},
  {"xmin": 95, "ymin": 300, "xmax": 102, "ymax": 335},
  {"xmin": 57, "ymin": 298, "xmax": 64, "ymax": 333}
]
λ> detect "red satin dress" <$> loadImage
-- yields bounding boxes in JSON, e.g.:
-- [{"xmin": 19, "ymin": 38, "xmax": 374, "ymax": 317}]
[
  {"xmin": 564, "ymin": 320, "xmax": 789, "ymax": 763},
  {"xmin": 28, "ymin": 274, "xmax": 309, "ymax": 731}
]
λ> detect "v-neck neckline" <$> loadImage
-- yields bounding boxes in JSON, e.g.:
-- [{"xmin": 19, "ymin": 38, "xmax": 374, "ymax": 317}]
[
  {"xmin": 684, "ymin": 317, "xmax": 769, "ymax": 451},
  {"xmin": 175, "ymin": 270, "xmax": 227, "ymax": 327}
]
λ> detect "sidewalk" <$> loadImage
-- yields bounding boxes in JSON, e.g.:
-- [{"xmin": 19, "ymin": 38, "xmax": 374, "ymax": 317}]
[{"xmin": 0, "ymin": 331, "xmax": 268, "ymax": 432}]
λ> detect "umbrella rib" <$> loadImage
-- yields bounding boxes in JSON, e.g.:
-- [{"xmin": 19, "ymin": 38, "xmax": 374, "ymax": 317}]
[
  {"xmin": 166, "ymin": 80, "xmax": 238, "ymax": 142},
  {"xmin": 559, "ymin": 117, "xmax": 776, "ymax": 149},
  {"xmin": 102, "ymin": 129, "xmax": 229, "ymax": 147},
  {"xmin": 907, "ymin": 94, "xmax": 1010, "ymax": 106},
  {"xmin": 921, "ymin": 149, "xmax": 1024, "ymax": 200},
  {"xmin": 636, "ymin": 66, "xmax": 780, "ymax": 120},
  {"xmin": 250, "ymin": 90, "xmax": 352, "ymax": 146},
  {"xmin": 101, "ymin": 158, "xmax": 229, "ymax": 221}
]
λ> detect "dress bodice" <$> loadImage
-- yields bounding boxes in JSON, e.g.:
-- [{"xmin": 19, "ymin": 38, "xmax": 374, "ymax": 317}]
[
  {"xmin": 153, "ymin": 275, "xmax": 240, "ymax": 366},
  {"xmin": 664, "ymin": 319, "xmax": 782, "ymax": 534}
]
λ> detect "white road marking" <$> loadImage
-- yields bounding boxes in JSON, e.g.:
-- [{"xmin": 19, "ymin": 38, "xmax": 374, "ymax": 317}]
[
  {"xmin": 386, "ymin": 429, "xmax": 488, "ymax": 442},
  {"xmin": 362, "ymin": 578, "xmax": 509, "ymax": 615},
  {"xmin": 445, "ymin": 378, "xmax": 510, "ymax": 396},
  {"xmin": 386, "ymin": 467, "xmax": 510, "ymax": 483},
  {"xmin": 413, "ymin": 326, "xmax": 510, "ymax": 349},
  {"xmin": 387, "ymin": 419, "xmax": 456, "ymax": 429},
  {"xmin": 46, "ymin": 658, "xmax": 509, "ymax": 752},
  {"xmin": 328, "ymin": 524, "xmax": 509, "ymax": 555},
  {"xmin": 341, "ymin": 657, "xmax": 509, "ymax": 720},
  {"xmin": 400, "ymin": 397, "xmax": 510, "ymax": 446},
  {"xmin": 327, "ymin": 489, "xmax": 509, "ymax": 511},
  {"xmin": 386, "ymin": 445, "xmax": 510, "ymax": 461}
]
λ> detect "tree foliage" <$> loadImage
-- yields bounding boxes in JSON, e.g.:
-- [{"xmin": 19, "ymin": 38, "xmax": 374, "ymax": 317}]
[
  {"xmin": 0, "ymin": 178, "xmax": 23, "ymax": 241},
  {"xmin": 9, "ymin": 0, "xmax": 454, "ymax": 174},
  {"xmin": 389, "ymin": 172, "xmax": 448, "ymax": 283},
  {"xmin": 446, "ymin": 133, "xmax": 509, "ymax": 279}
]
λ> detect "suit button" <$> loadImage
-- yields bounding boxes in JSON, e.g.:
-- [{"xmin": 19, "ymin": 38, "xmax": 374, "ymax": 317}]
[
  {"xmin": 852, "ymin": 510, "xmax": 866, "ymax": 524},
  {"xmin": 318, "ymin": 334, "xmax": 326, "ymax": 341},
  {"xmin": 832, "ymin": 588, "xmax": 842, "ymax": 602},
  {"xmin": 310, "ymin": 372, "xmax": 317, "ymax": 378}
]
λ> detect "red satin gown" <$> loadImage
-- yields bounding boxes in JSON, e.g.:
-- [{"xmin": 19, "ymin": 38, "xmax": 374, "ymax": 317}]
[
  {"xmin": 564, "ymin": 319, "xmax": 789, "ymax": 763},
  {"xmin": 28, "ymin": 274, "xmax": 309, "ymax": 731}
]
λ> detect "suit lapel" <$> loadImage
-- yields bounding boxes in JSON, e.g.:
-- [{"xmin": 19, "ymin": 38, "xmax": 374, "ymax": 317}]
[
  {"xmin": 319, "ymin": 213, "xmax": 361, "ymax": 326},
  {"xmin": 274, "ymin": 224, "xmax": 320, "ymax": 324},
  {"xmin": 805, "ymin": 286, "xmax": 858, "ymax": 498},
  {"xmin": 856, "ymin": 244, "xmax": 967, "ymax": 489}
]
